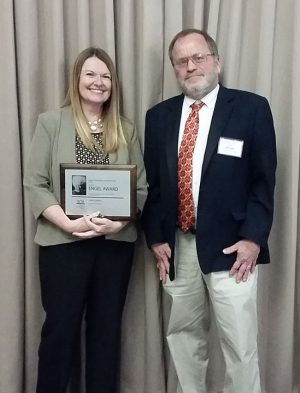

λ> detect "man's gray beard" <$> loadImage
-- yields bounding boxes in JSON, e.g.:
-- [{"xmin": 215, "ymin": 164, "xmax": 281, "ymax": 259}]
[{"xmin": 179, "ymin": 81, "xmax": 217, "ymax": 100}]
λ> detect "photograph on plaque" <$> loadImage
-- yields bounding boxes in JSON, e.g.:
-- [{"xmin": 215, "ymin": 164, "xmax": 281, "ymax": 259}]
[{"xmin": 60, "ymin": 164, "xmax": 137, "ymax": 221}]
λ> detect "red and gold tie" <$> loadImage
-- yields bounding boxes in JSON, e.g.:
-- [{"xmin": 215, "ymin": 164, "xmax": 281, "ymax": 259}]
[{"xmin": 178, "ymin": 102, "xmax": 204, "ymax": 232}]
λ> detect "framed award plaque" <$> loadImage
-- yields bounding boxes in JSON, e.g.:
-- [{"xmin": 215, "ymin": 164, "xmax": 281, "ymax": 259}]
[{"xmin": 60, "ymin": 164, "xmax": 137, "ymax": 221}]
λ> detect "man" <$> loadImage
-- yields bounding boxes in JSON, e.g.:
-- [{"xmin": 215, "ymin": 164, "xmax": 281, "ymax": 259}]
[{"xmin": 142, "ymin": 29, "xmax": 276, "ymax": 393}]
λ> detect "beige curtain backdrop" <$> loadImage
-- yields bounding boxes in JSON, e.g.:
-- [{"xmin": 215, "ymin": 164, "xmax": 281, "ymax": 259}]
[{"xmin": 0, "ymin": 0, "xmax": 299, "ymax": 392}]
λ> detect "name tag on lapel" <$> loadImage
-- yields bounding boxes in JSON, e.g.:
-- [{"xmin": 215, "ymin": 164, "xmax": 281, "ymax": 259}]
[{"xmin": 217, "ymin": 137, "xmax": 244, "ymax": 158}]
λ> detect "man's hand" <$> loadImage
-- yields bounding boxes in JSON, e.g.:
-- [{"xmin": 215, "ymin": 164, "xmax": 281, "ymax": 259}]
[
  {"xmin": 151, "ymin": 243, "xmax": 171, "ymax": 284},
  {"xmin": 223, "ymin": 240, "xmax": 260, "ymax": 283}
]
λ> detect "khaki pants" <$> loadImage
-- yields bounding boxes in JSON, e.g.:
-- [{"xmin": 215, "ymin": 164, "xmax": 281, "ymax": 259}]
[{"xmin": 163, "ymin": 231, "xmax": 261, "ymax": 393}]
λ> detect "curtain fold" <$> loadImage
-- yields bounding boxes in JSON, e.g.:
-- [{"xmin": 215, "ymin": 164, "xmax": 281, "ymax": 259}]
[
  {"xmin": 0, "ymin": 2, "xmax": 24, "ymax": 393},
  {"xmin": 121, "ymin": 236, "xmax": 166, "ymax": 393},
  {"xmin": 0, "ymin": 1, "xmax": 299, "ymax": 392}
]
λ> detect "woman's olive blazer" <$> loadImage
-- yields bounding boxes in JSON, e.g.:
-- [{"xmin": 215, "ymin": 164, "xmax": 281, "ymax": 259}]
[{"xmin": 24, "ymin": 106, "xmax": 147, "ymax": 246}]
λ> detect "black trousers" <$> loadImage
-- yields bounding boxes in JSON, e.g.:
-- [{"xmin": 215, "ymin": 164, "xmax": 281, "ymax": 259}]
[{"xmin": 36, "ymin": 237, "xmax": 134, "ymax": 393}]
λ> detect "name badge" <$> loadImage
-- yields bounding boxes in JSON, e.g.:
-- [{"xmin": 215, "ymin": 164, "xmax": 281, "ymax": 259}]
[{"xmin": 217, "ymin": 137, "xmax": 244, "ymax": 158}]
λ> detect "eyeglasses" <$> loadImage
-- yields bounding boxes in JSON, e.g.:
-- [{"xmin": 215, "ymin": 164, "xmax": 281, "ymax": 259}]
[
  {"xmin": 173, "ymin": 53, "xmax": 215, "ymax": 69},
  {"xmin": 81, "ymin": 70, "xmax": 112, "ymax": 82}
]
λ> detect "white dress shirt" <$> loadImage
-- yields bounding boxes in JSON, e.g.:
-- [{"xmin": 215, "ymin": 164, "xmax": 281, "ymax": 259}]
[{"xmin": 178, "ymin": 84, "xmax": 219, "ymax": 222}]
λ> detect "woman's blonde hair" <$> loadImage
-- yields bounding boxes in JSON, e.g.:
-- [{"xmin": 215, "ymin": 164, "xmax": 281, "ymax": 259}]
[{"xmin": 63, "ymin": 47, "xmax": 126, "ymax": 152}]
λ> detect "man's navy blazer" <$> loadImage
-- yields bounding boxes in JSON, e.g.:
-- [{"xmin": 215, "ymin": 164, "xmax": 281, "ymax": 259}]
[{"xmin": 142, "ymin": 85, "xmax": 277, "ymax": 280}]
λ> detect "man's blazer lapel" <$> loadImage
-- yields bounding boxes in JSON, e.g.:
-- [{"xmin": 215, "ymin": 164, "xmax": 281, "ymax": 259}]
[
  {"xmin": 165, "ymin": 95, "xmax": 184, "ymax": 185},
  {"xmin": 201, "ymin": 86, "xmax": 235, "ymax": 178}
]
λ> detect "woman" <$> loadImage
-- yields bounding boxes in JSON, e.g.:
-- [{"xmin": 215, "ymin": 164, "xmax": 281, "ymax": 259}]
[{"xmin": 24, "ymin": 47, "xmax": 147, "ymax": 393}]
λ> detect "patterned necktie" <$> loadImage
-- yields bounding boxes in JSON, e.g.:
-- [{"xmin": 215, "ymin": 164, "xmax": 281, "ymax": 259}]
[{"xmin": 178, "ymin": 102, "xmax": 204, "ymax": 232}]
